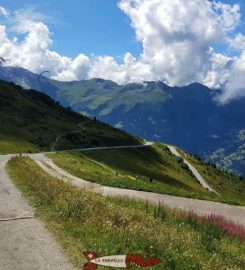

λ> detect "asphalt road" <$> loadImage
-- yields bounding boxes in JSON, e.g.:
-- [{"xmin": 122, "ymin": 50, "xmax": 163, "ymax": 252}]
[
  {"xmin": 167, "ymin": 145, "xmax": 218, "ymax": 194},
  {"xmin": 0, "ymin": 155, "xmax": 76, "ymax": 270},
  {"xmin": 1, "ymin": 143, "xmax": 245, "ymax": 269}
]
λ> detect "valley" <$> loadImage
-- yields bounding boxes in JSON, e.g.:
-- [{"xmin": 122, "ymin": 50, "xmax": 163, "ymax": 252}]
[
  {"xmin": 1, "ymin": 66, "xmax": 244, "ymax": 177},
  {"xmin": 0, "ymin": 77, "xmax": 245, "ymax": 269},
  {"xmin": 1, "ymin": 1, "xmax": 245, "ymax": 269}
]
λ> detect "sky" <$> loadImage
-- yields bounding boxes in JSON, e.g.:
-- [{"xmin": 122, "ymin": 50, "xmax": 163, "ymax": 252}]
[
  {"xmin": 0, "ymin": 0, "xmax": 142, "ymax": 58},
  {"xmin": 1, "ymin": 0, "xmax": 245, "ymax": 102}
]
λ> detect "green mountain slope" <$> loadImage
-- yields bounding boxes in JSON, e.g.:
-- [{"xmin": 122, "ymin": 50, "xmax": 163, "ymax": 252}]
[
  {"xmin": 1, "ymin": 67, "xmax": 244, "ymax": 176},
  {"xmin": 52, "ymin": 79, "xmax": 169, "ymax": 115},
  {"xmin": 52, "ymin": 80, "xmax": 245, "ymax": 177},
  {"xmin": 1, "ymin": 78, "xmax": 245, "ymax": 205},
  {"xmin": 50, "ymin": 144, "xmax": 245, "ymax": 205},
  {"xmin": 0, "ymin": 80, "xmax": 141, "ymax": 153}
]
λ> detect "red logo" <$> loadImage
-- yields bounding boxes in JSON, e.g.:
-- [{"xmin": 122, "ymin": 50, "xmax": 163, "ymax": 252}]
[{"xmin": 83, "ymin": 252, "xmax": 161, "ymax": 269}]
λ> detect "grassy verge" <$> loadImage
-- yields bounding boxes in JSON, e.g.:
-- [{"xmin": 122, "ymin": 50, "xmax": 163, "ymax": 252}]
[
  {"xmin": 49, "ymin": 144, "xmax": 245, "ymax": 205},
  {"xmin": 7, "ymin": 157, "xmax": 245, "ymax": 269},
  {"xmin": 0, "ymin": 135, "xmax": 39, "ymax": 154}
]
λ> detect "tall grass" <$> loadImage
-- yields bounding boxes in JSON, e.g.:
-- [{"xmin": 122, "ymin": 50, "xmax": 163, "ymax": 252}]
[
  {"xmin": 199, "ymin": 214, "xmax": 245, "ymax": 240},
  {"xmin": 151, "ymin": 202, "xmax": 245, "ymax": 241},
  {"xmin": 7, "ymin": 157, "xmax": 245, "ymax": 270}
]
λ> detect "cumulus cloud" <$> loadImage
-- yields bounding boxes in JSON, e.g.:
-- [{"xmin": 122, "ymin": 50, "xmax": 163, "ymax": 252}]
[
  {"xmin": 203, "ymin": 50, "xmax": 233, "ymax": 89},
  {"xmin": 118, "ymin": 0, "xmax": 242, "ymax": 88},
  {"xmin": 0, "ymin": 6, "xmax": 9, "ymax": 17},
  {"xmin": 229, "ymin": 33, "xmax": 245, "ymax": 50},
  {"xmin": 217, "ymin": 51, "xmax": 245, "ymax": 103},
  {"xmin": 0, "ymin": 7, "xmax": 91, "ymax": 81},
  {"xmin": 0, "ymin": 1, "xmax": 245, "ymax": 102}
]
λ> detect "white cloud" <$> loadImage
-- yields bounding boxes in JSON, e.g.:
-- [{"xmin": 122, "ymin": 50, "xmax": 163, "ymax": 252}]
[
  {"xmin": 213, "ymin": 1, "xmax": 240, "ymax": 32},
  {"xmin": 118, "ymin": 0, "xmax": 241, "ymax": 86},
  {"xmin": 229, "ymin": 33, "xmax": 245, "ymax": 50},
  {"xmin": 203, "ymin": 50, "xmax": 234, "ymax": 89},
  {"xmin": 0, "ymin": 6, "xmax": 9, "ymax": 17},
  {"xmin": 0, "ymin": 1, "xmax": 245, "ymax": 102},
  {"xmin": 88, "ymin": 53, "xmax": 153, "ymax": 84},
  {"xmin": 217, "ymin": 51, "xmax": 245, "ymax": 103}
]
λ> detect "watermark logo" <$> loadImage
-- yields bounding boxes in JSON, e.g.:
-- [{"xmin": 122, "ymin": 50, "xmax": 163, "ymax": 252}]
[{"xmin": 83, "ymin": 252, "xmax": 160, "ymax": 269}]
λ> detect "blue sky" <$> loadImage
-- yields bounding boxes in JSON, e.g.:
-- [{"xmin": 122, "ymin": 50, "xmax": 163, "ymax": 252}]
[
  {"xmin": 1, "ymin": 0, "xmax": 244, "ymax": 58},
  {"xmin": 0, "ymin": 0, "xmax": 142, "ymax": 58},
  {"xmin": 1, "ymin": 0, "xmax": 245, "ymax": 101},
  {"xmin": 2, "ymin": 0, "xmax": 243, "ymax": 58}
]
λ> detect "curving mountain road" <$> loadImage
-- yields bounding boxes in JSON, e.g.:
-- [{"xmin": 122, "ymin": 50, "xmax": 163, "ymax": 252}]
[
  {"xmin": 167, "ymin": 145, "xmax": 218, "ymax": 194},
  {"xmin": 48, "ymin": 141, "xmax": 153, "ymax": 154},
  {"xmin": 1, "ymin": 143, "xmax": 245, "ymax": 269},
  {"xmin": 0, "ymin": 143, "xmax": 153, "ymax": 269},
  {"xmin": 29, "ymin": 151, "xmax": 245, "ymax": 227}
]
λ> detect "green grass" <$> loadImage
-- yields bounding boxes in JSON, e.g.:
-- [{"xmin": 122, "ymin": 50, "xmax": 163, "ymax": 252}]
[
  {"xmin": 49, "ymin": 144, "xmax": 245, "ymax": 205},
  {"xmin": 7, "ymin": 157, "xmax": 245, "ymax": 270},
  {"xmin": 176, "ymin": 147, "xmax": 245, "ymax": 205},
  {"xmin": 0, "ymin": 135, "xmax": 39, "ymax": 154},
  {"xmin": 52, "ymin": 79, "xmax": 169, "ymax": 116},
  {"xmin": 0, "ymin": 80, "xmax": 141, "ymax": 153}
]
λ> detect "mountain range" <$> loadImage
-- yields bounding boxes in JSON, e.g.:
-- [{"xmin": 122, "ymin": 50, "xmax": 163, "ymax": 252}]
[
  {"xmin": 0, "ymin": 78, "xmax": 140, "ymax": 154},
  {"xmin": 0, "ymin": 66, "xmax": 244, "ymax": 177}
]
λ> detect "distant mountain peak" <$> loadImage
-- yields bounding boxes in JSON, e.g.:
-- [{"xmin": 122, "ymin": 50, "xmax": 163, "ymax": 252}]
[{"xmin": 1, "ymin": 66, "xmax": 245, "ymax": 176}]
